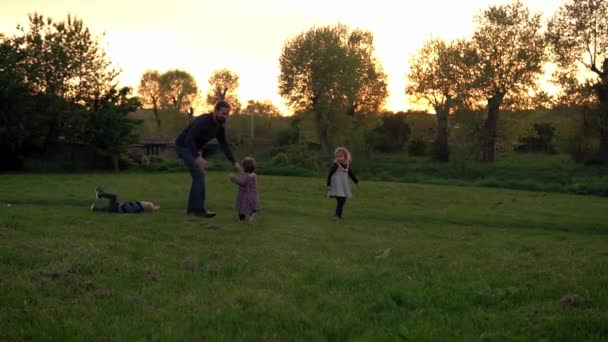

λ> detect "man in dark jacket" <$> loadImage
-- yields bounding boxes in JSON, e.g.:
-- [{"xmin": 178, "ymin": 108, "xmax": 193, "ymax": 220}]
[{"xmin": 175, "ymin": 101, "xmax": 241, "ymax": 217}]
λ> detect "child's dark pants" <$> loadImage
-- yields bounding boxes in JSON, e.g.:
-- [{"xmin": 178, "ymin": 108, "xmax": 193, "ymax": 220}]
[{"xmin": 335, "ymin": 196, "xmax": 346, "ymax": 218}]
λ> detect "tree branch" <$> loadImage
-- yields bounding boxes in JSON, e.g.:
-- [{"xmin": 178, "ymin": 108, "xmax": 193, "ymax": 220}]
[{"xmin": 591, "ymin": 63, "xmax": 602, "ymax": 76}]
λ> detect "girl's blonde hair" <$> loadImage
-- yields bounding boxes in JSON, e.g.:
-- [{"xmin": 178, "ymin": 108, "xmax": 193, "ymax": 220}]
[{"xmin": 334, "ymin": 147, "xmax": 352, "ymax": 163}]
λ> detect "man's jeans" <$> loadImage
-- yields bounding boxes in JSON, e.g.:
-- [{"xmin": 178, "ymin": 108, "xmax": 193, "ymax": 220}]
[{"xmin": 176, "ymin": 146, "xmax": 206, "ymax": 213}]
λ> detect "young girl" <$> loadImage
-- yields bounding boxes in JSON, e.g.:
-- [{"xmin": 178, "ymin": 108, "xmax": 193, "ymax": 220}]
[
  {"xmin": 230, "ymin": 157, "xmax": 260, "ymax": 223},
  {"xmin": 91, "ymin": 187, "xmax": 160, "ymax": 213},
  {"xmin": 327, "ymin": 147, "xmax": 359, "ymax": 220}
]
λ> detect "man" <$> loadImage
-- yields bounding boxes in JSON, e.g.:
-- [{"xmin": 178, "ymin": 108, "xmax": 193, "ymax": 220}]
[{"xmin": 175, "ymin": 100, "xmax": 241, "ymax": 217}]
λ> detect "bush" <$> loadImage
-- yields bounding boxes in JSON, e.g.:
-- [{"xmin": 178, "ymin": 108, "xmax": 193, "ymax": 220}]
[
  {"xmin": 515, "ymin": 123, "xmax": 556, "ymax": 153},
  {"xmin": 143, "ymin": 157, "xmax": 184, "ymax": 172},
  {"xmin": 271, "ymin": 152, "xmax": 289, "ymax": 165},
  {"xmin": 563, "ymin": 108, "xmax": 601, "ymax": 163},
  {"xmin": 257, "ymin": 164, "xmax": 318, "ymax": 177},
  {"xmin": 273, "ymin": 128, "xmax": 299, "ymax": 146},
  {"xmin": 270, "ymin": 144, "xmax": 321, "ymax": 170},
  {"xmin": 408, "ymin": 138, "xmax": 429, "ymax": 156},
  {"xmin": 366, "ymin": 113, "xmax": 410, "ymax": 152}
]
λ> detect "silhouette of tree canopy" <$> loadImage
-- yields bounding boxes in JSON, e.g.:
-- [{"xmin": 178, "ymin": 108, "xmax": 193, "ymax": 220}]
[
  {"xmin": 469, "ymin": 0, "xmax": 545, "ymax": 162},
  {"xmin": 160, "ymin": 69, "xmax": 198, "ymax": 113},
  {"xmin": 547, "ymin": 0, "xmax": 608, "ymax": 161},
  {"xmin": 206, "ymin": 68, "xmax": 241, "ymax": 113},
  {"xmin": 0, "ymin": 14, "xmax": 140, "ymax": 170},
  {"xmin": 240, "ymin": 100, "xmax": 282, "ymax": 117},
  {"xmin": 279, "ymin": 24, "xmax": 387, "ymax": 155},
  {"xmin": 14, "ymin": 13, "xmax": 119, "ymax": 104},
  {"xmin": 84, "ymin": 87, "xmax": 141, "ymax": 170},
  {"xmin": 406, "ymin": 38, "xmax": 472, "ymax": 161}
]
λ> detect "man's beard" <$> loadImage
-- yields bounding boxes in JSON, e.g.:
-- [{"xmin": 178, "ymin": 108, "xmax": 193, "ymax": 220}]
[{"xmin": 215, "ymin": 115, "xmax": 227, "ymax": 125}]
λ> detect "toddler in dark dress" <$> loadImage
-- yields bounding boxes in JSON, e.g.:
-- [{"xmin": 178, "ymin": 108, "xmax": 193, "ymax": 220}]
[{"xmin": 230, "ymin": 157, "xmax": 260, "ymax": 223}]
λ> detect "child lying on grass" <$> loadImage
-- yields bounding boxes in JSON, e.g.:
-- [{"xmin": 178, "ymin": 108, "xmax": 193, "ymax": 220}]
[{"xmin": 90, "ymin": 187, "xmax": 159, "ymax": 213}]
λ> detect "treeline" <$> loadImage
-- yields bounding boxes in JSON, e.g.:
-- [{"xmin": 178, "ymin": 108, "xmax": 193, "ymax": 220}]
[
  {"xmin": 2, "ymin": 0, "xmax": 608, "ymax": 171},
  {"xmin": 276, "ymin": 0, "xmax": 608, "ymax": 163},
  {"xmin": 0, "ymin": 14, "xmax": 140, "ymax": 170}
]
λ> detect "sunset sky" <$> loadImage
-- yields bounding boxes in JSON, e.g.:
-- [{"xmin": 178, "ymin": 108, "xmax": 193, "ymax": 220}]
[{"xmin": 0, "ymin": 0, "xmax": 562, "ymax": 114}]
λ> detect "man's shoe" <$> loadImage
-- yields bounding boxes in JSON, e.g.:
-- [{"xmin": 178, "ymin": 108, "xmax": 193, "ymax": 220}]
[{"xmin": 189, "ymin": 210, "xmax": 216, "ymax": 218}]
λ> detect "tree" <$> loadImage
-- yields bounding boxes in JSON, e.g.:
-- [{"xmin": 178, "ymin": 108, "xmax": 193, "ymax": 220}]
[
  {"xmin": 343, "ymin": 30, "xmax": 389, "ymax": 124},
  {"xmin": 1, "ymin": 14, "xmax": 143, "ymax": 171},
  {"xmin": 84, "ymin": 87, "xmax": 141, "ymax": 171},
  {"xmin": 240, "ymin": 100, "xmax": 282, "ymax": 139},
  {"xmin": 547, "ymin": 0, "xmax": 608, "ymax": 161},
  {"xmin": 206, "ymin": 69, "xmax": 241, "ymax": 112},
  {"xmin": 11, "ymin": 13, "xmax": 120, "ymax": 150},
  {"xmin": 160, "ymin": 69, "xmax": 198, "ymax": 113},
  {"xmin": 279, "ymin": 24, "xmax": 387, "ymax": 155},
  {"xmin": 406, "ymin": 38, "xmax": 471, "ymax": 161},
  {"xmin": 15, "ymin": 13, "xmax": 118, "ymax": 103},
  {"xmin": 470, "ymin": 1, "xmax": 545, "ymax": 162},
  {"xmin": 241, "ymin": 100, "xmax": 281, "ymax": 117},
  {"xmin": 138, "ymin": 70, "xmax": 162, "ymax": 128},
  {"xmin": 0, "ymin": 33, "xmax": 36, "ymax": 169}
]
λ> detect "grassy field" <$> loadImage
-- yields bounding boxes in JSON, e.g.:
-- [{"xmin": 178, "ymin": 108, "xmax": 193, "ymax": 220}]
[
  {"xmin": 1, "ymin": 172, "xmax": 607, "ymax": 340},
  {"xmin": 146, "ymin": 151, "xmax": 608, "ymax": 197}
]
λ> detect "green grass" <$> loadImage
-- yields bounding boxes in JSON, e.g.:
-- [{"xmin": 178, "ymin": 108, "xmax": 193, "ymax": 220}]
[
  {"xmin": 358, "ymin": 153, "xmax": 608, "ymax": 196},
  {"xmin": 147, "ymin": 149, "xmax": 608, "ymax": 197},
  {"xmin": 1, "ymin": 172, "xmax": 607, "ymax": 340}
]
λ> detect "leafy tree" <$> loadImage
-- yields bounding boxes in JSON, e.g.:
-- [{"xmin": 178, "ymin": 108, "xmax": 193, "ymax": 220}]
[
  {"xmin": 138, "ymin": 70, "xmax": 162, "ymax": 128},
  {"xmin": 240, "ymin": 100, "xmax": 282, "ymax": 139},
  {"xmin": 1, "ymin": 14, "xmax": 142, "ymax": 170},
  {"xmin": 342, "ymin": 30, "xmax": 388, "ymax": 124},
  {"xmin": 160, "ymin": 69, "xmax": 197, "ymax": 113},
  {"xmin": 241, "ymin": 100, "xmax": 281, "ymax": 117},
  {"xmin": 0, "ymin": 34, "xmax": 36, "ymax": 168},
  {"xmin": 406, "ymin": 38, "xmax": 472, "ymax": 161},
  {"xmin": 83, "ymin": 87, "xmax": 141, "ymax": 171},
  {"xmin": 14, "ymin": 13, "xmax": 118, "ymax": 103},
  {"xmin": 8, "ymin": 13, "xmax": 120, "ymax": 150},
  {"xmin": 279, "ymin": 24, "xmax": 387, "ymax": 155},
  {"xmin": 469, "ymin": 1, "xmax": 545, "ymax": 162},
  {"xmin": 547, "ymin": 0, "xmax": 608, "ymax": 161},
  {"xmin": 206, "ymin": 69, "xmax": 241, "ymax": 112}
]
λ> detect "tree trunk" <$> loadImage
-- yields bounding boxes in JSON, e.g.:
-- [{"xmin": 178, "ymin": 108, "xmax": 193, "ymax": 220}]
[
  {"xmin": 594, "ymin": 78, "xmax": 608, "ymax": 162},
  {"xmin": 481, "ymin": 93, "xmax": 504, "ymax": 162},
  {"xmin": 153, "ymin": 103, "xmax": 161, "ymax": 129},
  {"xmin": 112, "ymin": 155, "xmax": 119, "ymax": 172},
  {"xmin": 42, "ymin": 118, "xmax": 58, "ymax": 153},
  {"xmin": 433, "ymin": 109, "xmax": 449, "ymax": 162},
  {"xmin": 319, "ymin": 128, "xmax": 332, "ymax": 156},
  {"xmin": 313, "ymin": 100, "xmax": 332, "ymax": 156},
  {"xmin": 250, "ymin": 111, "xmax": 255, "ymax": 141}
]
